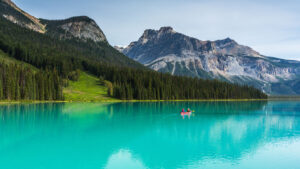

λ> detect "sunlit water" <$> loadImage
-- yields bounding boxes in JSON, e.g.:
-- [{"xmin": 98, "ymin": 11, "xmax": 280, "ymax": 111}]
[{"xmin": 1, "ymin": 101, "xmax": 300, "ymax": 169}]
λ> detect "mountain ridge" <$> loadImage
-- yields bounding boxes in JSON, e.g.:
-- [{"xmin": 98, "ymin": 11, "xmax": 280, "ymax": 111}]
[
  {"xmin": 0, "ymin": 0, "xmax": 106, "ymax": 43},
  {"xmin": 120, "ymin": 26, "xmax": 300, "ymax": 95}
]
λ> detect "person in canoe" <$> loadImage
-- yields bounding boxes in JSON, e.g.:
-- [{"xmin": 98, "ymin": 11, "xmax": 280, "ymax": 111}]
[
  {"xmin": 187, "ymin": 108, "xmax": 192, "ymax": 113},
  {"xmin": 181, "ymin": 108, "xmax": 192, "ymax": 119}
]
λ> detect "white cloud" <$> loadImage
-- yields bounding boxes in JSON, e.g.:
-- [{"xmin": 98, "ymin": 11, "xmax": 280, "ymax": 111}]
[{"xmin": 104, "ymin": 149, "xmax": 147, "ymax": 169}]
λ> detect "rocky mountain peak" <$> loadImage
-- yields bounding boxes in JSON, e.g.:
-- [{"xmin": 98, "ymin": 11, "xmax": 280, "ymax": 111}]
[
  {"xmin": 140, "ymin": 26, "xmax": 176, "ymax": 42},
  {"xmin": 139, "ymin": 29, "xmax": 156, "ymax": 43},
  {"xmin": 213, "ymin": 38, "xmax": 260, "ymax": 57},
  {"xmin": 215, "ymin": 37, "xmax": 237, "ymax": 45},
  {"xmin": 158, "ymin": 26, "xmax": 175, "ymax": 33},
  {"xmin": 41, "ymin": 16, "xmax": 107, "ymax": 43}
]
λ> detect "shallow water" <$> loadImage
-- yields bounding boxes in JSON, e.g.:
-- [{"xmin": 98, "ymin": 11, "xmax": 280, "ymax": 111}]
[{"xmin": 0, "ymin": 101, "xmax": 300, "ymax": 169}]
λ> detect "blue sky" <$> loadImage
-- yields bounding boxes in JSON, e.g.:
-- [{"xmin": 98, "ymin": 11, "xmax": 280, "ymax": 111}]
[{"xmin": 14, "ymin": 0, "xmax": 300, "ymax": 60}]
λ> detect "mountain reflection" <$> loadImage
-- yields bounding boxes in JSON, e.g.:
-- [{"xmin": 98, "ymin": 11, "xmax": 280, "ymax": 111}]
[{"xmin": 0, "ymin": 101, "xmax": 300, "ymax": 169}]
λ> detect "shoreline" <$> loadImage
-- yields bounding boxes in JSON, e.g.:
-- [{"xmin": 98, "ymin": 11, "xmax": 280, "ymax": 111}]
[
  {"xmin": 1, "ymin": 97, "xmax": 300, "ymax": 104},
  {"xmin": 0, "ymin": 98, "xmax": 277, "ymax": 104}
]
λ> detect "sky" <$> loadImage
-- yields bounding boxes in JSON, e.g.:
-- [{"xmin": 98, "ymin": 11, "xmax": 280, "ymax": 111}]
[{"xmin": 14, "ymin": 0, "xmax": 300, "ymax": 60}]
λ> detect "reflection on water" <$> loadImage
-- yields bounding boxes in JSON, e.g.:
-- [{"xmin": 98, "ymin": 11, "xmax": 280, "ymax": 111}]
[
  {"xmin": 105, "ymin": 149, "xmax": 147, "ymax": 169},
  {"xmin": 0, "ymin": 101, "xmax": 300, "ymax": 169}
]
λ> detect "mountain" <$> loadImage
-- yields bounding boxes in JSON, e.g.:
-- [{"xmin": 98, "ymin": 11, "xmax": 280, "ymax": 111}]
[
  {"xmin": 0, "ymin": 0, "xmax": 267, "ymax": 101},
  {"xmin": 0, "ymin": 0, "xmax": 106, "ymax": 43},
  {"xmin": 1, "ymin": 0, "xmax": 145, "ymax": 69},
  {"xmin": 120, "ymin": 26, "xmax": 300, "ymax": 95}
]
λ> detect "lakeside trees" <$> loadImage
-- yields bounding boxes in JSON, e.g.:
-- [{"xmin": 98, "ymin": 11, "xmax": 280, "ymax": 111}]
[
  {"xmin": 94, "ymin": 67, "xmax": 267, "ymax": 100},
  {"xmin": 0, "ymin": 63, "xmax": 63, "ymax": 100}
]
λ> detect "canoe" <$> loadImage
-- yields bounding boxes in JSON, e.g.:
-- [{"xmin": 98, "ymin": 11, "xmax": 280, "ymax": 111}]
[{"xmin": 181, "ymin": 112, "xmax": 192, "ymax": 116}]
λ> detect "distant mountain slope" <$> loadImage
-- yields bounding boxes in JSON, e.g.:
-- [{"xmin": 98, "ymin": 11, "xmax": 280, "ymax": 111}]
[{"xmin": 120, "ymin": 27, "xmax": 300, "ymax": 95}]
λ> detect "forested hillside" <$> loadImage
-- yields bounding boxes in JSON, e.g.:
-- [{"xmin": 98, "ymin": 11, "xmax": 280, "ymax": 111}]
[
  {"xmin": 0, "ymin": 11, "xmax": 267, "ymax": 101},
  {"xmin": 0, "ymin": 50, "xmax": 63, "ymax": 100},
  {"xmin": 0, "ymin": 17, "xmax": 144, "ymax": 76}
]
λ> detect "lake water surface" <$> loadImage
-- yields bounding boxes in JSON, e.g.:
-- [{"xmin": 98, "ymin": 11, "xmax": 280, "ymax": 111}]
[{"xmin": 1, "ymin": 101, "xmax": 300, "ymax": 169}]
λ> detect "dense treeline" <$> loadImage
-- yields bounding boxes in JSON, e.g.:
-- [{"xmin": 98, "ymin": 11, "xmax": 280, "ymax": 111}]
[
  {"xmin": 0, "ymin": 17, "xmax": 267, "ymax": 100},
  {"xmin": 0, "ymin": 63, "xmax": 63, "ymax": 100},
  {"xmin": 95, "ymin": 67, "xmax": 267, "ymax": 100}
]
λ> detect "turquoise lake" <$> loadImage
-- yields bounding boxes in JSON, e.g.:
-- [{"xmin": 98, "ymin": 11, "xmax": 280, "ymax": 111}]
[{"xmin": 1, "ymin": 101, "xmax": 300, "ymax": 169}]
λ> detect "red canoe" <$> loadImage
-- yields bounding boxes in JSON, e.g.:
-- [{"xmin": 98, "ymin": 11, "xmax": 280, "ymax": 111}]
[{"xmin": 181, "ymin": 112, "xmax": 192, "ymax": 116}]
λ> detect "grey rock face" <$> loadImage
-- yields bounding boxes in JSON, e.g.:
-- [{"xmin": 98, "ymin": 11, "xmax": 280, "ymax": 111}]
[
  {"xmin": 121, "ymin": 27, "xmax": 300, "ymax": 95},
  {"xmin": 56, "ymin": 17, "xmax": 107, "ymax": 42},
  {"xmin": 40, "ymin": 16, "xmax": 108, "ymax": 43}
]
